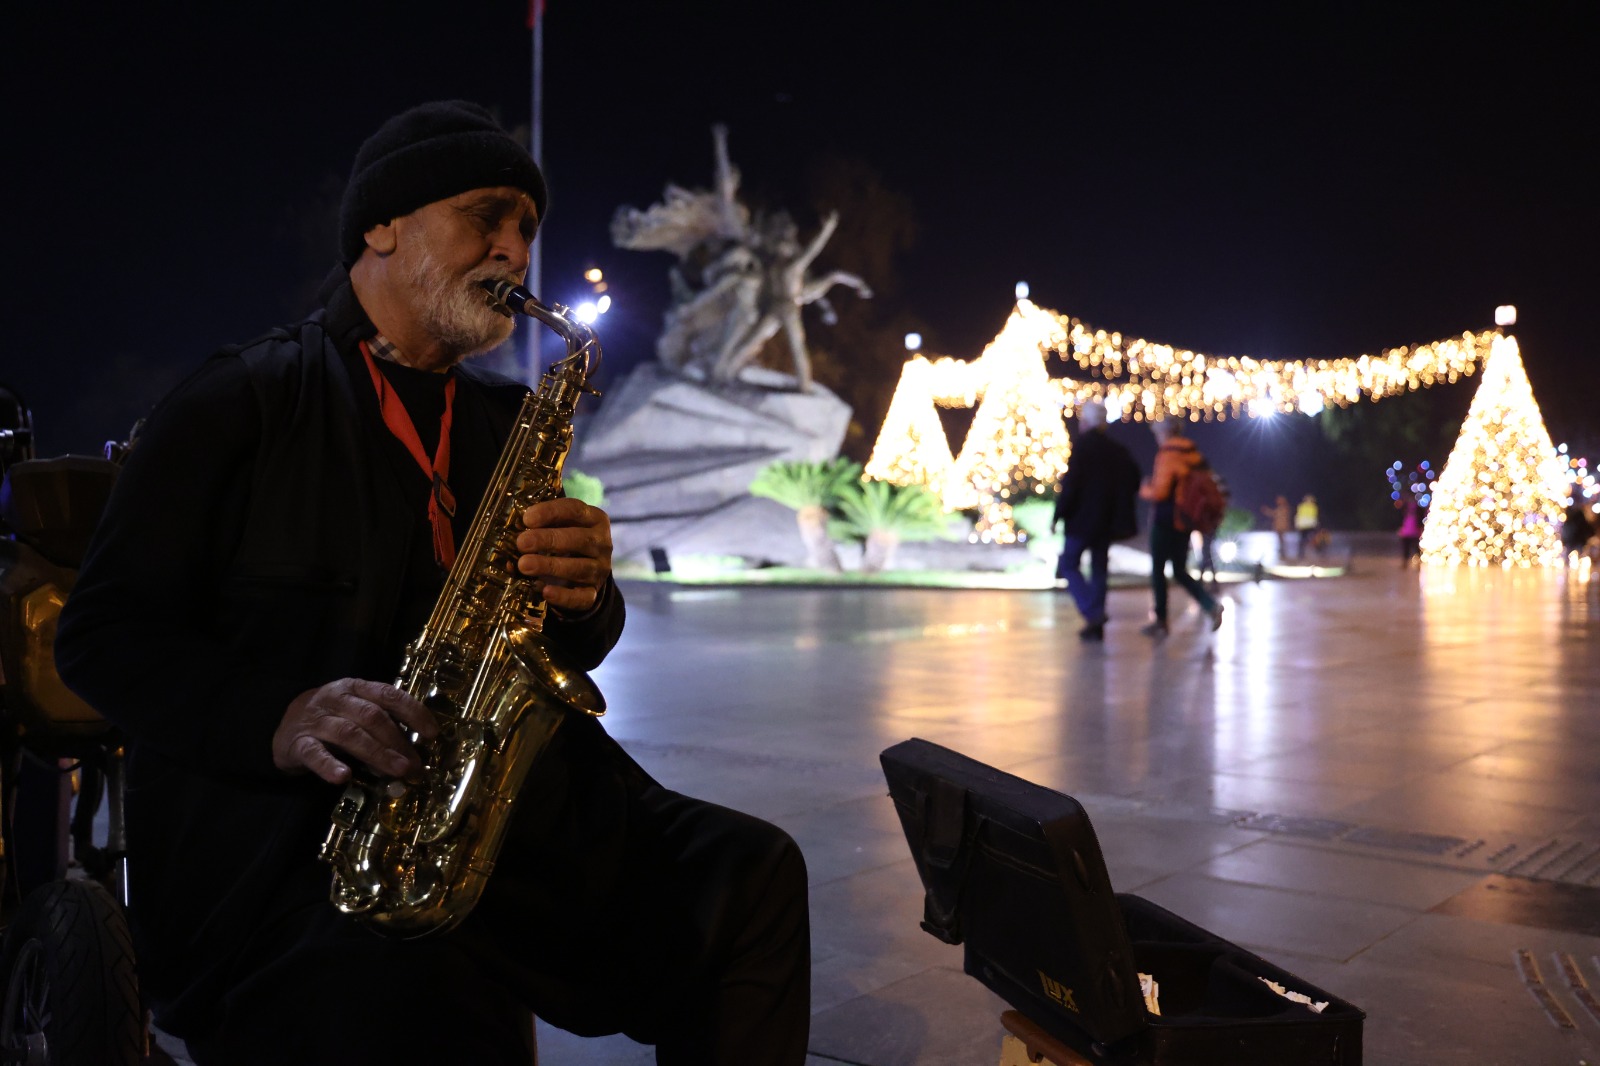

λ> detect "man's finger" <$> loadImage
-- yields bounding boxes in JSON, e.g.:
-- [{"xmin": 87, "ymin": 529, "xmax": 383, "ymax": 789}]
[
  {"xmin": 522, "ymin": 497, "xmax": 596, "ymax": 528},
  {"xmin": 515, "ymin": 553, "xmax": 603, "ymax": 582},
  {"xmin": 314, "ymin": 709, "xmax": 420, "ymax": 779},
  {"xmin": 514, "ymin": 526, "xmax": 597, "ymax": 557},
  {"xmin": 541, "ymin": 586, "xmax": 597, "ymax": 614},
  {"xmin": 350, "ymin": 680, "xmax": 439, "ymax": 741},
  {"xmin": 296, "ymin": 737, "xmax": 352, "ymax": 786}
]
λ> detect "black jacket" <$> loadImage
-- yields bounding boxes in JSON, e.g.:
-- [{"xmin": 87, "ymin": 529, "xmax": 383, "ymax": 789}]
[
  {"xmin": 55, "ymin": 270, "xmax": 626, "ymax": 1033},
  {"xmin": 1052, "ymin": 428, "xmax": 1141, "ymax": 542}
]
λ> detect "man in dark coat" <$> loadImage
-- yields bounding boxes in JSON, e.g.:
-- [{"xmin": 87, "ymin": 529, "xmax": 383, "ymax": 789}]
[
  {"xmin": 56, "ymin": 101, "xmax": 809, "ymax": 1066},
  {"xmin": 1051, "ymin": 399, "xmax": 1141, "ymax": 640}
]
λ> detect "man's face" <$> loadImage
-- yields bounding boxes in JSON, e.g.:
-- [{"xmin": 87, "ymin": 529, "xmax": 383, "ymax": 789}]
[{"xmin": 390, "ymin": 186, "xmax": 540, "ymax": 360}]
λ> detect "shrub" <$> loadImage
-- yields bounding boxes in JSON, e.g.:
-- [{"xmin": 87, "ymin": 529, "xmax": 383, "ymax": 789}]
[
  {"xmin": 1010, "ymin": 496, "xmax": 1056, "ymax": 544},
  {"xmin": 832, "ymin": 479, "xmax": 949, "ymax": 572},
  {"xmin": 563, "ymin": 470, "xmax": 605, "ymax": 508},
  {"xmin": 1217, "ymin": 505, "xmax": 1254, "ymax": 537},
  {"xmin": 749, "ymin": 458, "xmax": 863, "ymax": 510},
  {"xmin": 750, "ymin": 458, "xmax": 863, "ymax": 571}
]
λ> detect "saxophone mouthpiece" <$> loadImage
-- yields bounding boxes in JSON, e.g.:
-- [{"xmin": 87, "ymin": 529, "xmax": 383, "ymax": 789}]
[{"xmin": 480, "ymin": 279, "xmax": 535, "ymax": 318}]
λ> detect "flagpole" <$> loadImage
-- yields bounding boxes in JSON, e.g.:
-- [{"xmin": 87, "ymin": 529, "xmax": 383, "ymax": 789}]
[{"xmin": 524, "ymin": 0, "xmax": 545, "ymax": 382}]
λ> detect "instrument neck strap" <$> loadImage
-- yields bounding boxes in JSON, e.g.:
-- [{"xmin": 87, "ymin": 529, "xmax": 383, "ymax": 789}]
[{"xmin": 360, "ymin": 339, "xmax": 458, "ymax": 569}]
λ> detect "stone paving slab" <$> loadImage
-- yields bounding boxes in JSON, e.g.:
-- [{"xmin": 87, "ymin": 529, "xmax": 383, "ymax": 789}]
[{"xmin": 580, "ymin": 565, "xmax": 1600, "ymax": 1064}]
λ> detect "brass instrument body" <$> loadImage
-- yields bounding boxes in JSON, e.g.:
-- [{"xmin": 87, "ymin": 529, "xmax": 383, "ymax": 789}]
[{"xmin": 320, "ymin": 282, "xmax": 604, "ymax": 937}]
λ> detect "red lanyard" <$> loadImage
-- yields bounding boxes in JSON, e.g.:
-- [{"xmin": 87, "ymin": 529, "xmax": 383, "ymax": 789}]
[{"xmin": 360, "ymin": 341, "xmax": 457, "ymax": 568}]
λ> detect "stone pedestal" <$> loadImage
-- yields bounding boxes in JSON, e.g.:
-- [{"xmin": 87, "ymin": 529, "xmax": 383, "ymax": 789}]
[{"xmin": 569, "ymin": 363, "xmax": 850, "ymax": 564}]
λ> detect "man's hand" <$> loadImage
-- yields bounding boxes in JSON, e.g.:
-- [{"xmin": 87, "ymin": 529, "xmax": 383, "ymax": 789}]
[
  {"xmin": 272, "ymin": 679, "xmax": 438, "ymax": 785},
  {"xmin": 514, "ymin": 497, "xmax": 613, "ymax": 614}
]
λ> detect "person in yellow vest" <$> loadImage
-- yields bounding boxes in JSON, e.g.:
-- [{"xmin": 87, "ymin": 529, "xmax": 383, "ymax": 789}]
[{"xmin": 1295, "ymin": 494, "xmax": 1320, "ymax": 558}]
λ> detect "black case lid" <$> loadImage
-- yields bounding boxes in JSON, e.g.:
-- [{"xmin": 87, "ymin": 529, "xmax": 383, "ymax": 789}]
[{"xmin": 881, "ymin": 738, "xmax": 1146, "ymax": 1048}]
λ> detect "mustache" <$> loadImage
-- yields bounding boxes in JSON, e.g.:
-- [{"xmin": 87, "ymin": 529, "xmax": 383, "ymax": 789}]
[{"xmin": 467, "ymin": 266, "xmax": 523, "ymax": 288}]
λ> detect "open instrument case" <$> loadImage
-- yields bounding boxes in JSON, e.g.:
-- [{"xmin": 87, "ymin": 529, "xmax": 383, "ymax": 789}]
[{"xmin": 880, "ymin": 738, "xmax": 1364, "ymax": 1065}]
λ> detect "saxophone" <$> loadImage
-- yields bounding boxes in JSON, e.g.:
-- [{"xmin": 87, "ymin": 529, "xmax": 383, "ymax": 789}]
[{"xmin": 319, "ymin": 279, "xmax": 606, "ymax": 937}]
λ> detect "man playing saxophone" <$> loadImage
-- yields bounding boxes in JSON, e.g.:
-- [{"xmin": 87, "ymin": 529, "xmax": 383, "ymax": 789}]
[{"xmin": 56, "ymin": 100, "xmax": 810, "ymax": 1066}]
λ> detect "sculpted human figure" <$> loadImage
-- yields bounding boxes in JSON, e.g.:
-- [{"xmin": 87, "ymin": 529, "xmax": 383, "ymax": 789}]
[
  {"xmin": 612, "ymin": 126, "xmax": 869, "ymax": 391},
  {"xmin": 712, "ymin": 211, "xmax": 872, "ymax": 392}
]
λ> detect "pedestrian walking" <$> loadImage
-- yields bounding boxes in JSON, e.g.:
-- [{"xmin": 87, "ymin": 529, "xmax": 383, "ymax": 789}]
[
  {"xmin": 1261, "ymin": 495, "xmax": 1291, "ymax": 562},
  {"xmin": 1051, "ymin": 400, "xmax": 1140, "ymax": 641},
  {"xmin": 1194, "ymin": 461, "xmax": 1230, "ymax": 587},
  {"xmin": 1562, "ymin": 484, "xmax": 1595, "ymax": 561},
  {"xmin": 1137, "ymin": 420, "xmax": 1225, "ymax": 637},
  {"xmin": 1397, "ymin": 495, "xmax": 1422, "ymax": 567}
]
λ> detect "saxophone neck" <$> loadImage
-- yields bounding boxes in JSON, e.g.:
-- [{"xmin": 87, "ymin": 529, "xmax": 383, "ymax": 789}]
[{"xmin": 480, "ymin": 280, "xmax": 602, "ymax": 393}]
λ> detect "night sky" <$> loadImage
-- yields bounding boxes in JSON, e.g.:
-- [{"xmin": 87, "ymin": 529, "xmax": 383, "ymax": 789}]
[{"xmin": 7, "ymin": 2, "xmax": 1596, "ymax": 524}]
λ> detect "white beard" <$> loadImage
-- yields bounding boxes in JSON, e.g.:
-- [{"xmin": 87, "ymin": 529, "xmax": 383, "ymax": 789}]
[{"xmin": 398, "ymin": 235, "xmax": 518, "ymax": 361}]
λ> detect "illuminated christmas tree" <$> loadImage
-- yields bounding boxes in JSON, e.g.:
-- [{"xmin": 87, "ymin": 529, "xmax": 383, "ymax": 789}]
[
  {"xmin": 1418, "ymin": 333, "xmax": 1566, "ymax": 566},
  {"xmin": 863, "ymin": 357, "xmax": 961, "ymax": 505},
  {"xmin": 865, "ymin": 301, "xmax": 1072, "ymax": 539},
  {"xmin": 948, "ymin": 304, "xmax": 1073, "ymax": 541}
]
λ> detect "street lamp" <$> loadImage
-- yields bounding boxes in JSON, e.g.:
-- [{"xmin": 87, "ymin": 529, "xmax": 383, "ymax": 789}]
[{"xmin": 573, "ymin": 268, "xmax": 612, "ymax": 324}]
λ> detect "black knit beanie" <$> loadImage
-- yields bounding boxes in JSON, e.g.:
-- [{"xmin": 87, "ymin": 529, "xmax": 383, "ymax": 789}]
[{"xmin": 338, "ymin": 100, "xmax": 548, "ymax": 263}]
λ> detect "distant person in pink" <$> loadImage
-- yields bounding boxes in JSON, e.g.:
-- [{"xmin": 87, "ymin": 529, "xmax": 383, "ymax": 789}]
[{"xmin": 1397, "ymin": 495, "xmax": 1422, "ymax": 567}]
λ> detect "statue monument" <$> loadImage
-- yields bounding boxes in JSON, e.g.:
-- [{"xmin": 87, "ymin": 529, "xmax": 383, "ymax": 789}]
[
  {"xmin": 569, "ymin": 127, "xmax": 865, "ymax": 566},
  {"xmin": 610, "ymin": 125, "xmax": 872, "ymax": 393}
]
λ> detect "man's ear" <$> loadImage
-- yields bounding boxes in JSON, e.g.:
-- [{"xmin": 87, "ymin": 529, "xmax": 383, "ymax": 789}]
[{"xmin": 364, "ymin": 221, "xmax": 398, "ymax": 255}]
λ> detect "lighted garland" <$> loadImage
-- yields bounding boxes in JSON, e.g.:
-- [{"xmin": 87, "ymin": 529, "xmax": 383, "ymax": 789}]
[
  {"xmin": 865, "ymin": 298, "xmax": 1500, "ymax": 543},
  {"xmin": 1051, "ymin": 313, "xmax": 1496, "ymax": 422}
]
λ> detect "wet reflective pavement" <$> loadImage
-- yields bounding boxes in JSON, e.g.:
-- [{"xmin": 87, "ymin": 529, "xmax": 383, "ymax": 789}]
[{"xmin": 536, "ymin": 560, "xmax": 1600, "ymax": 1065}]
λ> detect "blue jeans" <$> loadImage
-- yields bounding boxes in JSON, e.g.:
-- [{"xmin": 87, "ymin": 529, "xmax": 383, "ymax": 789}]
[
  {"xmin": 1149, "ymin": 523, "xmax": 1216, "ymax": 622},
  {"xmin": 1058, "ymin": 534, "xmax": 1110, "ymax": 625}
]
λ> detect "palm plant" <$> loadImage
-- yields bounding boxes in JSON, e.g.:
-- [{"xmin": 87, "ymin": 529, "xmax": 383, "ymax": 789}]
[
  {"xmin": 562, "ymin": 470, "xmax": 605, "ymax": 508},
  {"xmin": 1217, "ymin": 506, "xmax": 1254, "ymax": 537},
  {"xmin": 832, "ymin": 479, "xmax": 949, "ymax": 573},
  {"xmin": 1009, "ymin": 496, "xmax": 1058, "ymax": 564},
  {"xmin": 750, "ymin": 458, "xmax": 862, "ymax": 571}
]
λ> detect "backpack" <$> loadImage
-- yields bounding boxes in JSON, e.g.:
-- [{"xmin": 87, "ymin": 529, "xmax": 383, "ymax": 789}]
[{"xmin": 1174, "ymin": 465, "xmax": 1227, "ymax": 535}]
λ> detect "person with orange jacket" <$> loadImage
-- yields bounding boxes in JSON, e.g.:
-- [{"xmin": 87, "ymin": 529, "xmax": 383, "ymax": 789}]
[{"xmin": 1137, "ymin": 419, "xmax": 1224, "ymax": 637}]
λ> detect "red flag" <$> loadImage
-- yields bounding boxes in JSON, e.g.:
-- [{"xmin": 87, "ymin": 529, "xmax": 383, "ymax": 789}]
[{"xmin": 527, "ymin": 0, "xmax": 545, "ymax": 29}]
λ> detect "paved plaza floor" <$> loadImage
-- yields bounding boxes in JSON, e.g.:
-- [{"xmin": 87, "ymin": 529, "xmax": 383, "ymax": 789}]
[{"xmin": 529, "ymin": 559, "xmax": 1600, "ymax": 1065}]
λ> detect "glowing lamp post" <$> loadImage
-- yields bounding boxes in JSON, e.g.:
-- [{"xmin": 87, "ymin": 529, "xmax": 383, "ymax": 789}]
[{"xmin": 574, "ymin": 268, "xmax": 611, "ymax": 325}]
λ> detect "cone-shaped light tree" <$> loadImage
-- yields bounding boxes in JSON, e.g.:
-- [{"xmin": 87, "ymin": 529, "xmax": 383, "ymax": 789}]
[
  {"xmin": 948, "ymin": 305, "xmax": 1074, "ymax": 542},
  {"xmin": 1418, "ymin": 333, "xmax": 1567, "ymax": 566},
  {"xmin": 864, "ymin": 357, "xmax": 963, "ymax": 507},
  {"xmin": 864, "ymin": 301, "xmax": 1074, "ymax": 542}
]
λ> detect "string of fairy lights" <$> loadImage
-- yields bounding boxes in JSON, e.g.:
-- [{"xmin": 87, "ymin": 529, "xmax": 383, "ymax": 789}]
[
  {"xmin": 1051, "ymin": 316, "xmax": 1496, "ymax": 423},
  {"xmin": 866, "ymin": 294, "xmax": 1571, "ymax": 564}
]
